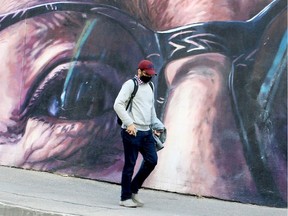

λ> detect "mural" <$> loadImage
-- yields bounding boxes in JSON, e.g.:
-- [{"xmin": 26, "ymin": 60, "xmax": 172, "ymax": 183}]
[{"xmin": 0, "ymin": 0, "xmax": 286, "ymax": 208}]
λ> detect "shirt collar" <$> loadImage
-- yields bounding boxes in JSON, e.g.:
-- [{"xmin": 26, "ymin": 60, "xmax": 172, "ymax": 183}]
[{"xmin": 134, "ymin": 75, "xmax": 143, "ymax": 85}]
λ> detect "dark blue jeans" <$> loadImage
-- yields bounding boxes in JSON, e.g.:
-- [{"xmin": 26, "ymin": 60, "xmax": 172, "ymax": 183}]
[{"xmin": 120, "ymin": 129, "xmax": 158, "ymax": 201}]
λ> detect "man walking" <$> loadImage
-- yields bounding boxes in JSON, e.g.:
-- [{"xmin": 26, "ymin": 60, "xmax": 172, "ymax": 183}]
[{"xmin": 114, "ymin": 60, "xmax": 164, "ymax": 207}]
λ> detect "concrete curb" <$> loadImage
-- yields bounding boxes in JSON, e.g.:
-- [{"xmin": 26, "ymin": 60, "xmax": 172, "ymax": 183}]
[{"xmin": 0, "ymin": 201, "xmax": 71, "ymax": 216}]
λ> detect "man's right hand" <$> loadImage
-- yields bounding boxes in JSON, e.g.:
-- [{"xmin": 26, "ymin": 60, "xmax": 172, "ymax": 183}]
[{"xmin": 126, "ymin": 124, "xmax": 137, "ymax": 136}]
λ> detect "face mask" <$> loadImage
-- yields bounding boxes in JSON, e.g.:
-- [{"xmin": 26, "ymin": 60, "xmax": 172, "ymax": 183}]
[{"xmin": 140, "ymin": 75, "xmax": 152, "ymax": 83}]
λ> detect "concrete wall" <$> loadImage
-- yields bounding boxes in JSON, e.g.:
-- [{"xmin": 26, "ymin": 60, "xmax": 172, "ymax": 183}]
[{"xmin": 0, "ymin": 0, "xmax": 286, "ymax": 207}]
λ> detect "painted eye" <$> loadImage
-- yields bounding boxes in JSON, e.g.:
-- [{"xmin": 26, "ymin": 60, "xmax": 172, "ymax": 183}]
[
  {"xmin": 18, "ymin": 11, "xmax": 151, "ymax": 121},
  {"xmin": 30, "ymin": 61, "xmax": 118, "ymax": 120}
]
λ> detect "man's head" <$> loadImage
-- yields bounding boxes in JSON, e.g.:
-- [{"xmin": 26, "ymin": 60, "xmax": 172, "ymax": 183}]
[{"xmin": 138, "ymin": 60, "xmax": 156, "ymax": 76}]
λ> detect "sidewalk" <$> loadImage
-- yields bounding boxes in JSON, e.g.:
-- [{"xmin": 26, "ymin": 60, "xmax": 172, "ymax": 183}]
[{"xmin": 0, "ymin": 166, "xmax": 286, "ymax": 216}]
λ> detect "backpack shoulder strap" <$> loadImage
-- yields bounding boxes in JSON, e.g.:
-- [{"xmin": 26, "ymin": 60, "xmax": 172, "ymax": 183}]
[
  {"xmin": 125, "ymin": 78, "xmax": 138, "ymax": 110},
  {"xmin": 131, "ymin": 77, "xmax": 139, "ymax": 97},
  {"xmin": 148, "ymin": 81, "xmax": 154, "ymax": 91}
]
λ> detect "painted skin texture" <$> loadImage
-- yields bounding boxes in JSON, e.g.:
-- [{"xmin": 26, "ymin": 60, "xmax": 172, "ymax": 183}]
[{"xmin": 0, "ymin": 0, "xmax": 285, "ymax": 206}]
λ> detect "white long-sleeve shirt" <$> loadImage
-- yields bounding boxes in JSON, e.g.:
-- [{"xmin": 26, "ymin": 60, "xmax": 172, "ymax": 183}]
[{"xmin": 113, "ymin": 78, "xmax": 161, "ymax": 131}]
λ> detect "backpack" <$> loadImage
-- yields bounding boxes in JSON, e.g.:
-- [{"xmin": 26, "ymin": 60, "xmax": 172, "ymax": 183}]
[{"xmin": 117, "ymin": 78, "xmax": 154, "ymax": 125}]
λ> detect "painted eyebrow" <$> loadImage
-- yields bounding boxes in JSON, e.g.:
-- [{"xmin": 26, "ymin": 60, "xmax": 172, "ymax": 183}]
[
  {"xmin": 0, "ymin": 2, "xmax": 117, "ymax": 31},
  {"xmin": 19, "ymin": 12, "xmax": 83, "ymax": 64},
  {"xmin": 32, "ymin": 11, "xmax": 84, "ymax": 33}
]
